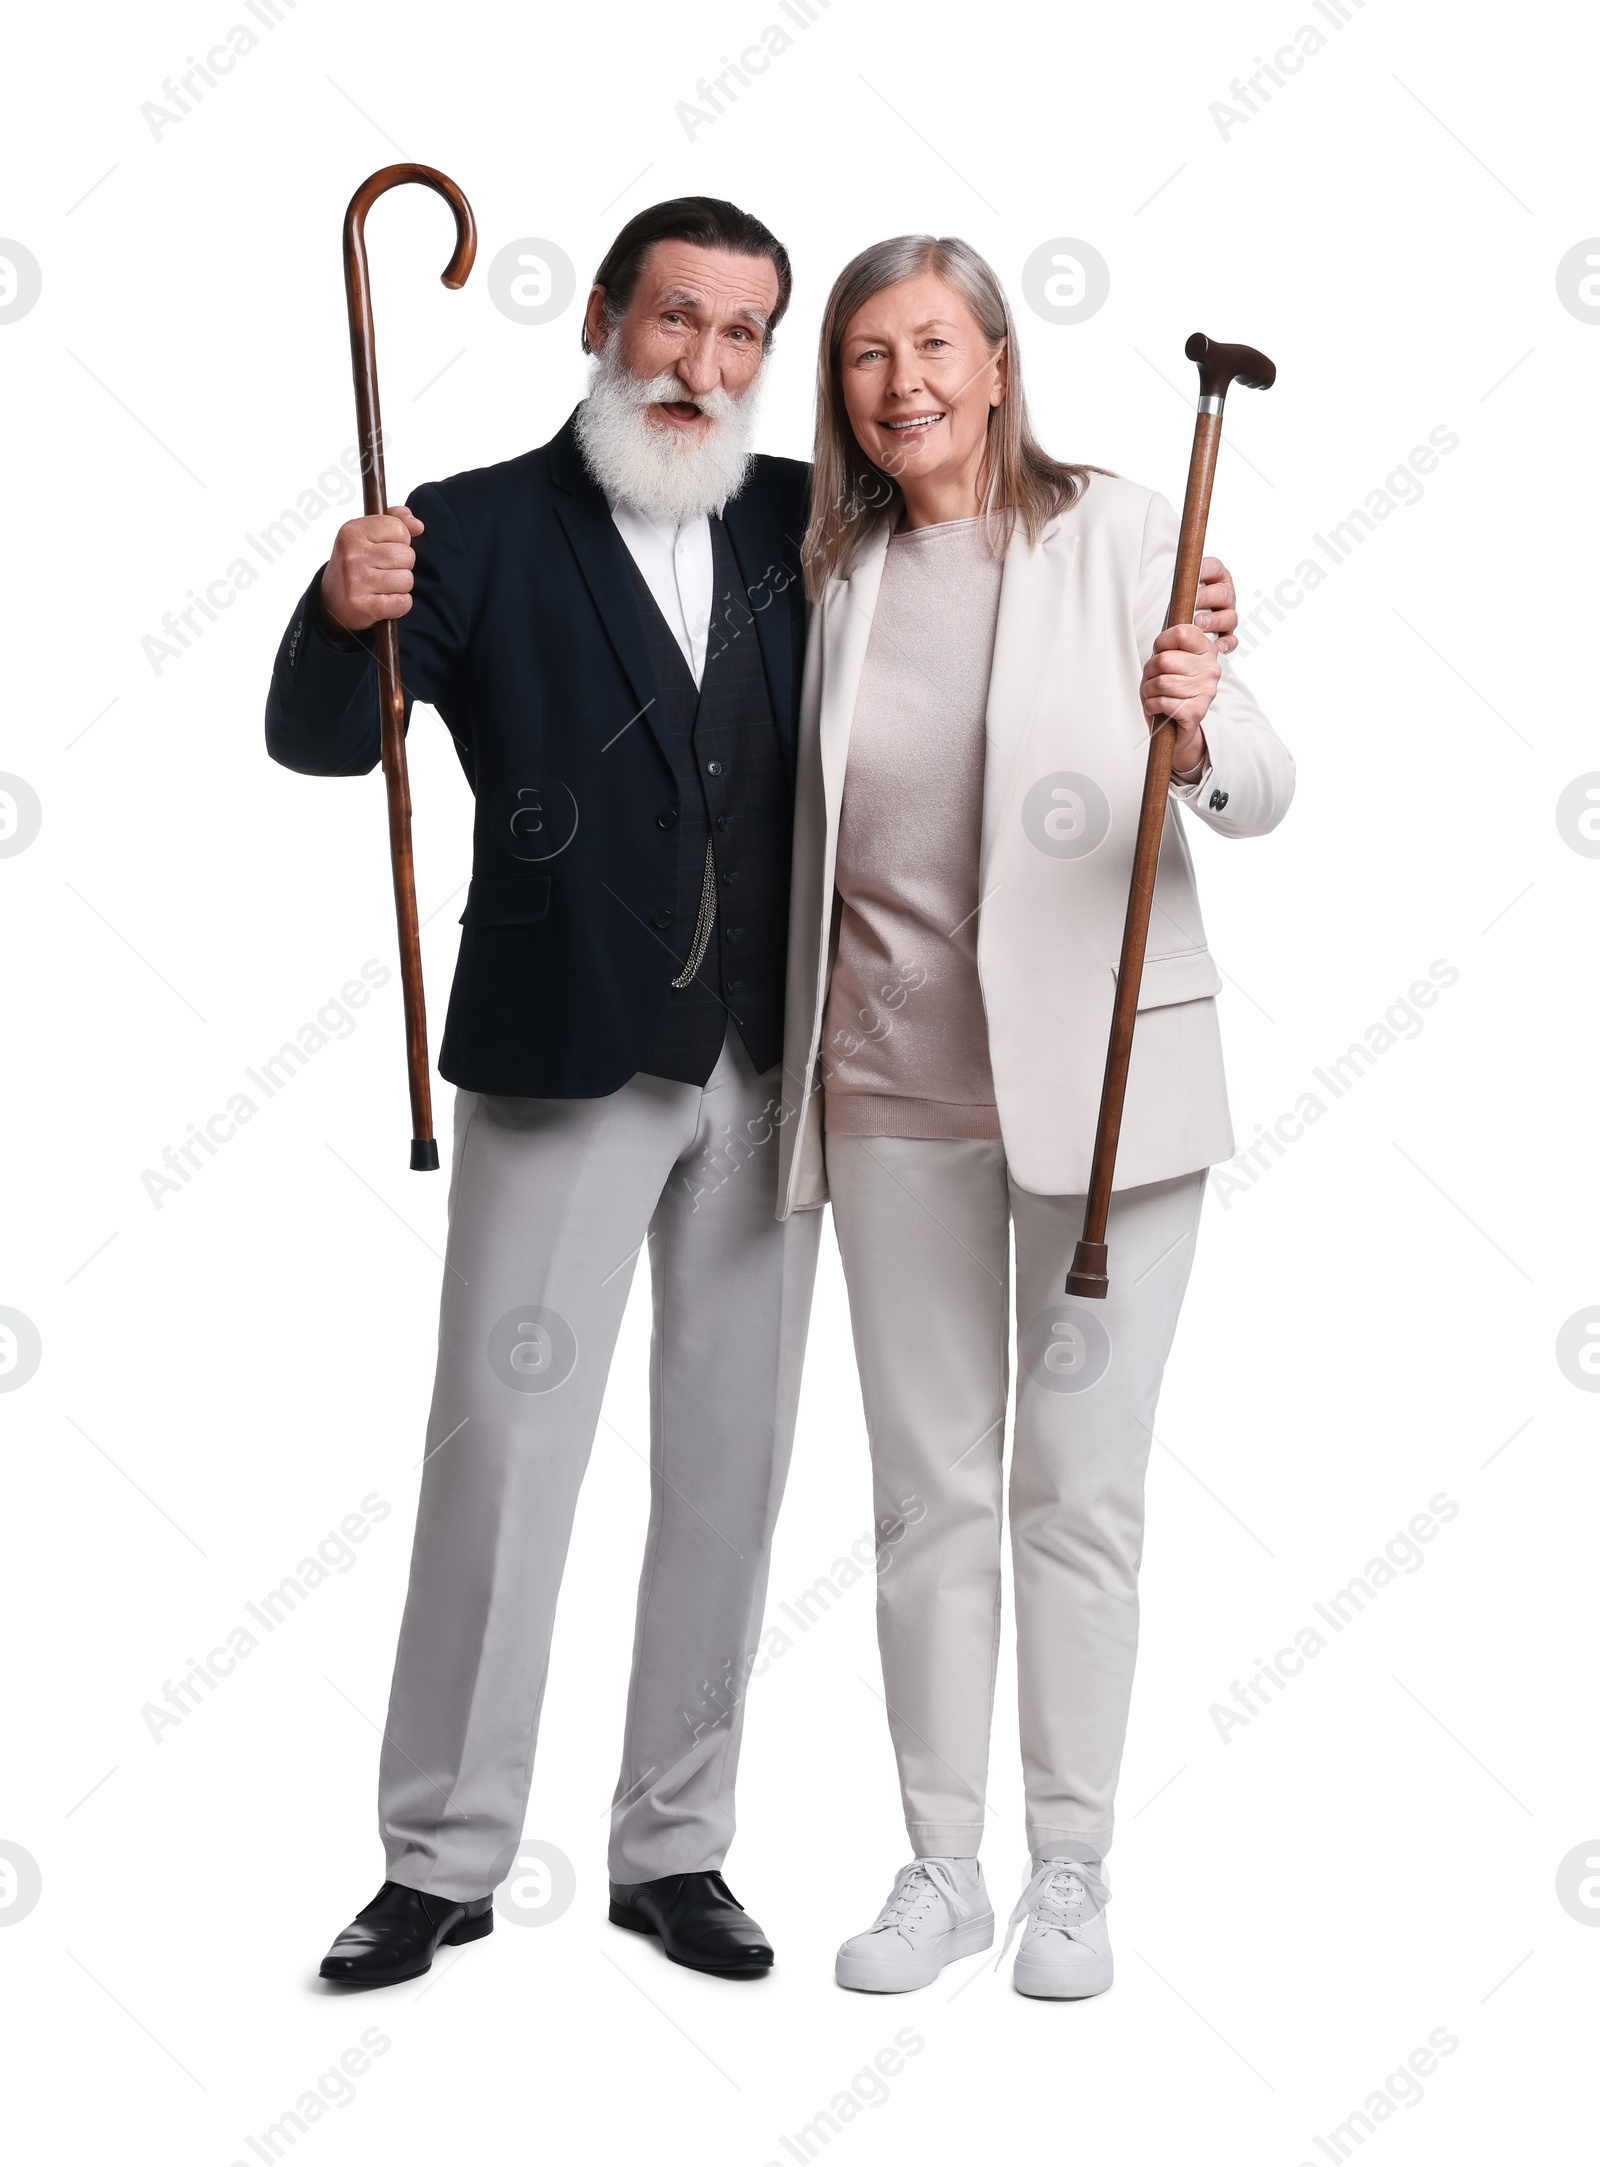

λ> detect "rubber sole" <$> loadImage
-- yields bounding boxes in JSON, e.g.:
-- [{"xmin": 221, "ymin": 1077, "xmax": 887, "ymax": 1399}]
[
  {"xmin": 608, "ymin": 1901, "xmax": 772, "ymax": 1977},
  {"xmin": 835, "ymin": 1911, "xmax": 995, "ymax": 1993},
  {"xmin": 1012, "ymin": 1953, "xmax": 1113, "ymax": 2000}
]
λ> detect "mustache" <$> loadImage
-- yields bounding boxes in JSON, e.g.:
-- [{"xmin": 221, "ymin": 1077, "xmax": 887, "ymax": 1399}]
[{"xmin": 626, "ymin": 370, "xmax": 745, "ymax": 422}]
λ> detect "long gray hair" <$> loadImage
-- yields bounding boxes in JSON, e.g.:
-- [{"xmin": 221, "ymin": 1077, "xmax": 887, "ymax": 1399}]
[{"xmin": 802, "ymin": 234, "xmax": 1103, "ymax": 598}]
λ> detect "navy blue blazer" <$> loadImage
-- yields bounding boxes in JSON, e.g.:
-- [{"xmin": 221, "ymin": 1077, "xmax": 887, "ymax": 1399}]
[{"xmin": 265, "ymin": 412, "xmax": 810, "ymax": 1098}]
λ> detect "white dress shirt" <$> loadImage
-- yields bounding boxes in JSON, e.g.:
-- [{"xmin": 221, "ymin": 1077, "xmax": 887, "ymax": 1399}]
[{"xmin": 608, "ymin": 501, "xmax": 714, "ymax": 688}]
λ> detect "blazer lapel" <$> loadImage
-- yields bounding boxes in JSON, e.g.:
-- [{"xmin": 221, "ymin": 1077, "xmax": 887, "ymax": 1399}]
[
  {"xmin": 981, "ymin": 518, "xmax": 1079, "ymax": 876},
  {"xmin": 721, "ymin": 489, "xmax": 796, "ymax": 778},
  {"xmin": 819, "ymin": 526, "xmax": 891, "ymax": 825},
  {"xmin": 548, "ymin": 415, "xmax": 673, "ymax": 772}
]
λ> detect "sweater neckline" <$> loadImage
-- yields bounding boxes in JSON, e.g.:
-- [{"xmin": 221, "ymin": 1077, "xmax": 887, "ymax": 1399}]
[{"xmin": 889, "ymin": 513, "xmax": 989, "ymax": 545}]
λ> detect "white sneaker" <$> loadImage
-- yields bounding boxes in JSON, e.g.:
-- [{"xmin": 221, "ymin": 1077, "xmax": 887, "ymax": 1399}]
[
  {"xmin": 1001, "ymin": 1855, "xmax": 1113, "ymax": 1999},
  {"xmin": 835, "ymin": 1857, "xmax": 994, "ymax": 1992}
]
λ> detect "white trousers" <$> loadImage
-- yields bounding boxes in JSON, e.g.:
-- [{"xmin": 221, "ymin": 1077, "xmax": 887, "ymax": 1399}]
[
  {"xmin": 826, "ymin": 1135, "xmax": 1205, "ymax": 1862},
  {"xmin": 380, "ymin": 1031, "xmax": 821, "ymax": 1898}
]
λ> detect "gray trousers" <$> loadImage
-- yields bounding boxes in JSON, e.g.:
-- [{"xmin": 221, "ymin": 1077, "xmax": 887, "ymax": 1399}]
[
  {"xmin": 826, "ymin": 1135, "xmax": 1205, "ymax": 1863},
  {"xmin": 380, "ymin": 1030, "xmax": 821, "ymax": 1898}
]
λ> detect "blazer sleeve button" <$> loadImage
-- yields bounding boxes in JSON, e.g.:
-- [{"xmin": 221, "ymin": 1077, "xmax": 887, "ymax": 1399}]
[{"xmin": 652, "ymin": 910, "xmax": 673, "ymax": 929}]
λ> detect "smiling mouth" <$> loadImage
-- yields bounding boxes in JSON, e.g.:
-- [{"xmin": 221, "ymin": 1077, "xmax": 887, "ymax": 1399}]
[{"xmin": 881, "ymin": 412, "xmax": 946, "ymax": 435}]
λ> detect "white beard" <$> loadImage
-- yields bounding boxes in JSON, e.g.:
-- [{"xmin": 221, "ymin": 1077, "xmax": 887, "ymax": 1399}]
[{"xmin": 574, "ymin": 337, "xmax": 762, "ymax": 522}]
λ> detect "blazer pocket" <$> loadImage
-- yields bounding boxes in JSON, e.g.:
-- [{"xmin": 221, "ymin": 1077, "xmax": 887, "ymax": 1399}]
[
  {"xmin": 1114, "ymin": 946, "xmax": 1223, "ymax": 1008},
  {"xmin": 460, "ymin": 874, "xmax": 552, "ymax": 927}
]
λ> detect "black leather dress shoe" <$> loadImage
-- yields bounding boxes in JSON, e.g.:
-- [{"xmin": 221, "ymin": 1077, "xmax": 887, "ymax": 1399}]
[
  {"xmin": 319, "ymin": 1880, "xmax": 493, "ymax": 1987},
  {"xmin": 609, "ymin": 1871, "xmax": 774, "ymax": 1977}
]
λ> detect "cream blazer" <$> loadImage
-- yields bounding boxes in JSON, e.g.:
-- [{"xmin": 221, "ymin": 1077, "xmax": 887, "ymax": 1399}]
[{"xmin": 776, "ymin": 474, "xmax": 1296, "ymax": 1215}]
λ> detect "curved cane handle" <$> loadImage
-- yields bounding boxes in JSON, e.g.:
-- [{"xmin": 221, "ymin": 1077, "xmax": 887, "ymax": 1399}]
[
  {"xmin": 342, "ymin": 165, "xmax": 477, "ymax": 515},
  {"xmin": 345, "ymin": 163, "xmax": 476, "ymax": 287}
]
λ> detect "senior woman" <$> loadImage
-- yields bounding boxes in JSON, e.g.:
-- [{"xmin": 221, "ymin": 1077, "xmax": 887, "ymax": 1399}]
[{"xmin": 777, "ymin": 236, "xmax": 1294, "ymax": 2000}]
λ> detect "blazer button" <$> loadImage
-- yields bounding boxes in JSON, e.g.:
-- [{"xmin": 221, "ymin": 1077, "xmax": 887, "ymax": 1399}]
[
  {"xmin": 725, "ymin": 926, "xmax": 743, "ymax": 943},
  {"xmin": 656, "ymin": 808, "xmax": 678, "ymax": 829},
  {"xmin": 706, "ymin": 760, "xmax": 724, "ymax": 777},
  {"xmin": 720, "ymin": 871, "xmax": 734, "ymax": 887},
  {"xmin": 728, "ymin": 980, "xmax": 745, "ymax": 995},
  {"xmin": 652, "ymin": 910, "xmax": 673, "ymax": 929},
  {"xmin": 715, "ymin": 816, "xmax": 728, "ymax": 833}
]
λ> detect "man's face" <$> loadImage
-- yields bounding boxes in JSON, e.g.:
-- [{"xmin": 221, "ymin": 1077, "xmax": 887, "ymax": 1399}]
[{"xmin": 584, "ymin": 240, "xmax": 780, "ymax": 434}]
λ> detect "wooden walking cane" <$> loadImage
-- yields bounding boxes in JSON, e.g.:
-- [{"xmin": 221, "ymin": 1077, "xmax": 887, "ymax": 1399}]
[
  {"xmin": 341, "ymin": 165, "xmax": 477, "ymax": 1170},
  {"xmin": 1065, "ymin": 333, "xmax": 1275, "ymax": 1297}
]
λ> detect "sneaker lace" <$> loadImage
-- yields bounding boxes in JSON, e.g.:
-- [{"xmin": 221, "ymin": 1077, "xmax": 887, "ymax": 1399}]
[
  {"xmin": 998, "ymin": 1858, "xmax": 1110, "ymax": 1964},
  {"xmin": 870, "ymin": 1858, "xmax": 973, "ymax": 1937}
]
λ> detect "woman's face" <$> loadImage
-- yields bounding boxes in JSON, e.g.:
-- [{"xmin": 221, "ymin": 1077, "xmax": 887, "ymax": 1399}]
[{"xmin": 837, "ymin": 270, "xmax": 1006, "ymax": 501}]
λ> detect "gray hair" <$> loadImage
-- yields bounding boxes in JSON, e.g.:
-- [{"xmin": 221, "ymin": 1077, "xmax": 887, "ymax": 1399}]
[{"xmin": 802, "ymin": 234, "xmax": 1105, "ymax": 597}]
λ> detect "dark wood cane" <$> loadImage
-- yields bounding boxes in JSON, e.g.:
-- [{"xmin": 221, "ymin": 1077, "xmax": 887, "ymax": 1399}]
[
  {"xmin": 341, "ymin": 165, "xmax": 476, "ymax": 1170},
  {"xmin": 1065, "ymin": 333, "xmax": 1275, "ymax": 1296}
]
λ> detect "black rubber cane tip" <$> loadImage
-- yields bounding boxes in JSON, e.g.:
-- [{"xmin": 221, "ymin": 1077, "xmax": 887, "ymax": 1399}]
[{"xmin": 410, "ymin": 1138, "xmax": 441, "ymax": 1172}]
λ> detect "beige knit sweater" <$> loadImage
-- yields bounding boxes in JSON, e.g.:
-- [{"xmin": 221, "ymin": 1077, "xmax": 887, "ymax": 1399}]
[{"xmin": 822, "ymin": 516, "xmax": 1004, "ymax": 1140}]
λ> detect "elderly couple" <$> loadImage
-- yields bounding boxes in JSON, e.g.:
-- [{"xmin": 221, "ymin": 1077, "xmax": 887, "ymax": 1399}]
[{"xmin": 266, "ymin": 194, "xmax": 1293, "ymax": 2000}]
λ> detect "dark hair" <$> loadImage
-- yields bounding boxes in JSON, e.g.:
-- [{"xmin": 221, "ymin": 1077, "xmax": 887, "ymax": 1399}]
[{"xmin": 583, "ymin": 195, "xmax": 792, "ymax": 353}]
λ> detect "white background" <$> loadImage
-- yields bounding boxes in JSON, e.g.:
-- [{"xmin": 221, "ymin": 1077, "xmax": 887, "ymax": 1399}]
[{"xmin": 1, "ymin": 0, "xmax": 1596, "ymax": 2160}]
